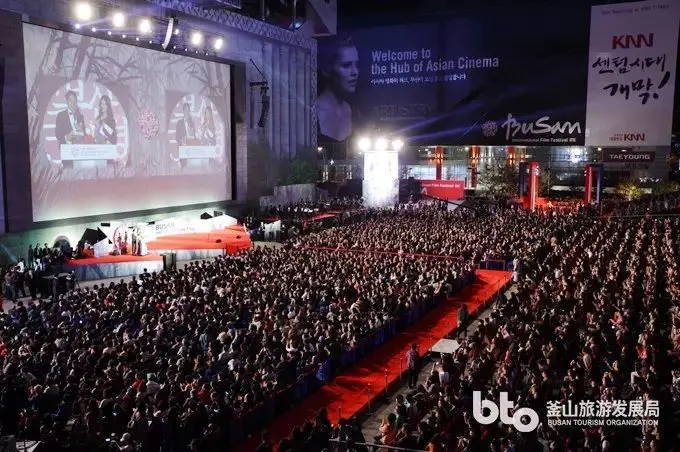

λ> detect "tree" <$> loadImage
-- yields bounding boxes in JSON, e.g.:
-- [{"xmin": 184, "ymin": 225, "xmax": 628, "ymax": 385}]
[
  {"xmin": 281, "ymin": 150, "xmax": 319, "ymax": 185},
  {"xmin": 478, "ymin": 165, "xmax": 519, "ymax": 197},
  {"xmin": 539, "ymin": 168, "xmax": 553, "ymax": 196},
  {"xmin": 616, "ymin": 179, "xmax": 643, "ymax": 201},
  {"xmin": 651, "ymin": 181, "xmax": 680, "ymax": 196}
]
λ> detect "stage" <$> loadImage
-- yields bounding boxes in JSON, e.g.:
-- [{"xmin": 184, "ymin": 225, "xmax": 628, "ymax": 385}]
[
  {"xmin": 64, "ymin": 254, "xmax": 164, "ymax": 281},
  {"xmin": 65, "ymin": 226, "xmax": 253, "ymax": 280}
]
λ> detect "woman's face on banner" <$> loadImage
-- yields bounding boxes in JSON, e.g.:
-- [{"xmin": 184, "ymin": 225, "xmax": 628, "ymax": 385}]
[{"xmin": 332, "ymin": 46, "xmax": 359, "ymax": 94}]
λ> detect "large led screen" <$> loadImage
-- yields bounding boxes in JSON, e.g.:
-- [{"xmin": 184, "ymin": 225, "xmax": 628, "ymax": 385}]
[
  {"xmin": 317, "ymin": 5, "xmax": 591, "ymax": 149},
  {"xmin": 23, "ymin": 23, "xmax": 232, "ymax": 222}
]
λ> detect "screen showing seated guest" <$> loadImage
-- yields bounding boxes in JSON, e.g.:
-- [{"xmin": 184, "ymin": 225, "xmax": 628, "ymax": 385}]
[{"xmin": 22, "ymin": 23, "xmax": 233, "ymax": 222}]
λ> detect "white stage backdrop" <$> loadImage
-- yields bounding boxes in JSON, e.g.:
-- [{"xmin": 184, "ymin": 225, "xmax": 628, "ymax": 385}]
[
  {"xmin": 363, "ymin": 151, "xmax": 399, "ymax": 208},
  {"xmin": 585, "ymin": 0, "xmax": 680, "ymax": 147}
]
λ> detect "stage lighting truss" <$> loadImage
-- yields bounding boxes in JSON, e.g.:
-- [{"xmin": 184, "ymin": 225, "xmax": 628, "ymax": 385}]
[{"xmin": 68, "ymin": 3, "xmax": 225, "ymax": 58}]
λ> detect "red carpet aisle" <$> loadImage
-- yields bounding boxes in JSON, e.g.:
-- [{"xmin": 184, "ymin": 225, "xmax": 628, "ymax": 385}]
[{"xmin": 238, "ymin": 270, "xmax": 512, "ymax": 451}]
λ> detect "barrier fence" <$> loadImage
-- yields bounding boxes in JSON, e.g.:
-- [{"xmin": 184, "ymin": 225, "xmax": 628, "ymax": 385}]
[
  {"xmin": 226, "ymin": 270, "xmax": 475, "ymax": 448},
  {"xmin": 297, "ymin": 246, "xmax": 464, "ymax": 261}
]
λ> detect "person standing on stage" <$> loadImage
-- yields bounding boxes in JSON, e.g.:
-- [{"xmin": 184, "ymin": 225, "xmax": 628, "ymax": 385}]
[
  {"xmin": 405, "ymin": 343, "xmax": 420, "ymax": 389},
  {"xmin": 27, "ymin": 245, "xmax": 34, "ymax": 269}
]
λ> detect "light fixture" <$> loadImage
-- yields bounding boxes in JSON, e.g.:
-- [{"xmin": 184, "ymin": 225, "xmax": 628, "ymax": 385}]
[
  {"xmin": 330, "ymin": 159, "xmax": 335, "ymax": 165},
  {"xmin": 149, "ymin": 40, "xmax": 153, "ymax": 44},
  {"xmin": 213, "ymin": 37, "xmax": 224, "ymax": 51},
  {"xmin": 174, "ymin": 29, "xmax": 180, "ymax": 35},
  {"xmin": 135, "ymin": 37, "xmax": 140, "ymax": 41},
  {"xmin": 190, "ymin": 31, "xmax": 203, "ymax": 46},
  {"xmin": 597, "ymin": 147, "xmax": 602, "ymax": 151},
  {"xmin": 317, "ymin": 146, "xmax": 323, "ymax": 152},
  {"xmin": 375, "ymin": 137, "xmax": 388, "ymax": 151},
  {"xmin": 74, "ymin": 2, "xmax": 93, "ymax": 22},
  {"xmin": 111, "ymin": 11, "xmax": 125, "ymax": 28},
  {"xmin": 91, "ymin": 27, "xmax": 96, "ymax": 32},
  {"xmin": 358, "ymin": 137, "xmax": 371, "ymax": 152},
  {"xmin": 138, "ymin": 18, "xmax": 152, "ymax": 34},
  {"xmin": 74, "ymin": 23, "xmax": 81, "ymax": 29},
  {"xmin": 107, "ymin": 31, "xmax": 112, "ymax": 35},
  {"xmin": 391, "ymin": 139, "xmax": 404, "ymax": 151},
  {"xmin": 122, "ymin": 34, "xmax": 126, "ymax": 38}
]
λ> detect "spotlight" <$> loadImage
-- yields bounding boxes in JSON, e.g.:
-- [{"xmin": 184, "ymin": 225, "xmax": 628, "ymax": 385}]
[
  {"xmin": 136, "ymin": 37, "xmax": 140, "ymax": 41},
  {"xmin": 174, "ymin": 29, "xmax": 180, "ymax": 35},
  {"xmin": 358, "ymin": 137, "xmax": 371, "ymax": 152},
  {"xmin": 111, "ymin": 11, "xmax": 125, "ymax": 28},
  {"xmin": 122, "ymin": 34, "xmax": 126, "ymax": 38},
  {"xmin": 138, "ymin": 18, "xmax": 152, "ymax": 34},
  {"xmin": 74, "ymin": 23, "xmax": 81, "ymax": 29},
  {"xmin": 213, "ymin": 37, "xmax": 224, "ymax": 51},
  {"xmin": 375, "ymin": 137, "xmax": 388, "ymax": 151},
  {"xmin": 74, "ymin": 2, "xmax": 93, "ymax": 22},
  {"xmin": 107, "ymin": 31, "xmax": 112, "ymax": 35},
  {"xmin": 149, "ymin": 40, "xmax": 153, "ymax": 44},
  {"xmin": 91, "ymin": 27, "xmax": 96, "ymax": 32},
  {"xmin": 190, "ymin": 31, "xmax": 203, "ymax": 46},
  {"xmin": 391, "ymin": 139, "xmax": 404, "ymax": 151}
]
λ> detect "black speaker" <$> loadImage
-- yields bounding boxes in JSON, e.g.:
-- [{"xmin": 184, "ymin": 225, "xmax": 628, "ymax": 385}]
[
  {"xmin": 258, "ymin": 90, "xmax": 270, "ymax": 128},
  {"xmin": 162, "ymin": 252, "xmax": 177, "ymax": 271},
  {"xmin": 213, "ymin": 211, "xmax": 223, "ymax": 217},
  {"xmin": 200, "ymin": 212, "xmax": 213, "ymax": 220},
  {"xmin": 100, "ymin": 222, "xmax": 111, "ymax": 227}
]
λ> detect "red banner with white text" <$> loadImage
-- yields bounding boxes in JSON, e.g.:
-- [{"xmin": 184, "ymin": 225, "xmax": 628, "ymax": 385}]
[{"xmin": 420, "ymin": 180, "xmax": 465, "ymax": 200}]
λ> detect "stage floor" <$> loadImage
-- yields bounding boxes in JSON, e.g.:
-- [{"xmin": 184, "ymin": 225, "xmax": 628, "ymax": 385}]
[
  {"xmin": 147, "ymin": 226, "xmax": 252, "ymax": 252},
  {"xmin": 65, "ymin": 227, "xmax": 252, "ymax": 280}
]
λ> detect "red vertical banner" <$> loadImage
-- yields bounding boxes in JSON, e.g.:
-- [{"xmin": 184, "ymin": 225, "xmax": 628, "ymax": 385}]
[
  {"xmin": 584, "ymin": 164, "xmax": 593, "ymax": 205},
  {"xmin": 470, "ymin": 146, "xmax": 479, "ymax": 188},
  {"xmin": 507, "ymin": 146, "xmax": 516, "ymax": 168},
  {"xmin": 527, "ymin": 161, "xmax": 539, "ymax": 211},
  {"xmin": 435, "ymin": 146, "xmax": 444, "ymax": 180}
]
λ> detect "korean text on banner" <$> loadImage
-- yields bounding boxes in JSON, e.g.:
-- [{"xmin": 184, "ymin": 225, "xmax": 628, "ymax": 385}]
[{"xmin": 584, "ymin": 1, "xmax": 680, "ymax": 147}]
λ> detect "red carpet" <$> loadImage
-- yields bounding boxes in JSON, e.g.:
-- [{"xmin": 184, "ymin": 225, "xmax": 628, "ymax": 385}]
[
  {"xmin": 238, "ymin": 270, "xmax": 512, "ymax": 451},
  {"xmin": 66, "ymin": 254, "xmax": 162, "ymax": 265},
  {"xmin": 147, "ymin": 228, "xmax": 252, "ymax": 252}
]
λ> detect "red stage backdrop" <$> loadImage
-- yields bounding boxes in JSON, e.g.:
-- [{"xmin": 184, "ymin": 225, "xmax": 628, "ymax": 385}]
[{"xmin": 420, "ymin": 180, "xmax": 465, "ymax": 200}]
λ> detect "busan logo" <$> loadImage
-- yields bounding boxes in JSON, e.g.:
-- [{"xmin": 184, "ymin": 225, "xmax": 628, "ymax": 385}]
[
  {"xmin": 473, "ymin": 391, "xmax": 540, "ymax": 433},
  {"xmin": 482, "ymin": 121, "xmax": 498, "ymax": 137}
]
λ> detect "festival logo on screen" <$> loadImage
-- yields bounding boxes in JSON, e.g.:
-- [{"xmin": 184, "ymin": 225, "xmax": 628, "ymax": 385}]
[
  {"xmin": 42, "ymin": 80, "xmax": 129, "ymax": 166},
  {"xmin": 168, "ymin": 95, "xmax": 225, "ymax": 163}
]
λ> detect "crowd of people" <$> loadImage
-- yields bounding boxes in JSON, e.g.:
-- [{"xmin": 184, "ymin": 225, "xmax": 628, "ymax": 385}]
[
  {"xmin": 294, "ymin": 202, "xmax": 585, "ymax": 266},
  {"xmin": 2, "ymin": 196, "xmax": 679, "ymax": 451},
  {"xmin": 350, "ymin": 214, "xmax": 679, "ymax": 452},
  {"xmin": 0, "ymin": 244, "xmax": 471, "ymax": 451}
]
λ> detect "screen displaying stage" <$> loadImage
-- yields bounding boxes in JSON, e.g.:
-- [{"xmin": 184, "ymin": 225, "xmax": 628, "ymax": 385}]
[{"xmin": 22, "ymin": 23, "xmax": 233, "ymax": 222}]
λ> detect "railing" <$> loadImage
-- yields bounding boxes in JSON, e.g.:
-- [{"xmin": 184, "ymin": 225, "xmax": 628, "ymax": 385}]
[
  {"xmin": 328, "ymin": 438, "xmax": 427, "ymax": 452},
  {"xmin": 477, "ymin": 259, "xmax": 511, "ymax": 271},
  {"xmin": 297, "ymin": 246, "xmax": 464, "ymax": 261},
  {"xmin": 226, "ymin": 271, "xmax": 476, "ymax": 448}
]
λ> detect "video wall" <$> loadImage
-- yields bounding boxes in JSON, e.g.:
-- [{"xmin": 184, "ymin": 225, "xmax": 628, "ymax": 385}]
[{"xmin": 23, "ymin": 23, "xmax": 233, "ymax": 222}]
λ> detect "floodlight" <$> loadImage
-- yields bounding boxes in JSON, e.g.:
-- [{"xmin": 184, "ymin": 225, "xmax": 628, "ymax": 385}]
[
  {"xmin": 74, "ymin": 2, "xmax": 93, "ymax": 21},
  {"xmin": 191, "ymin": 31, "xmax": 203, "ymax": 46},
  {"xmin": 375, "ymin": 137, "xmax": 388, "ymax": 151},
  {"xmin": 358, "ymin": 137, "xmax": 371, "ymax": 152},
  {"xmin": 111, "ymin": 11, "xmax": 125, "ymax": 28},
  {"xmin": 138, "ymin": 18, "xmax": 152, "ymax": 34},
  {"xmin": 391, "ymin": 139, "xmax": 404, "ymax": 151}
]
